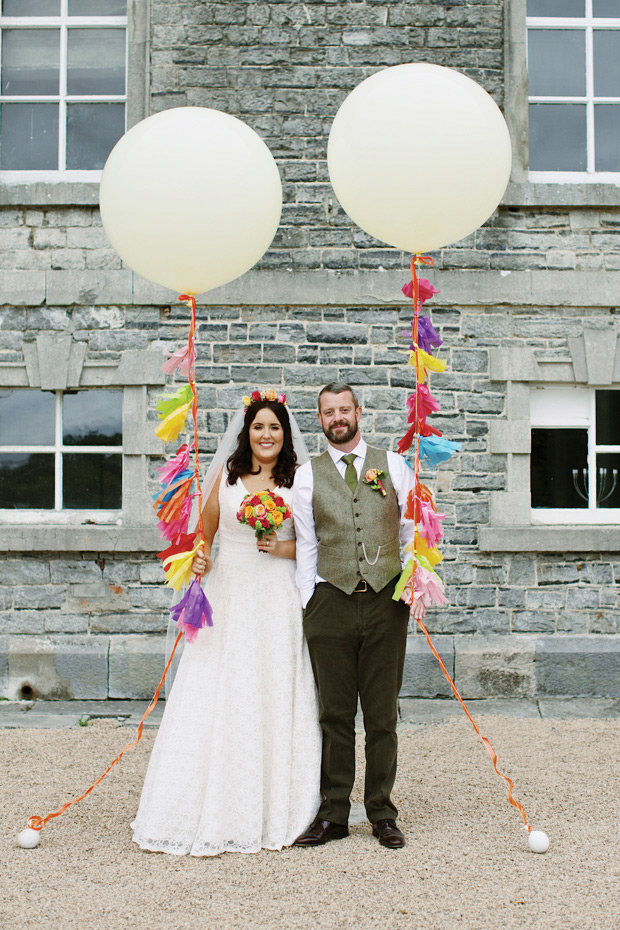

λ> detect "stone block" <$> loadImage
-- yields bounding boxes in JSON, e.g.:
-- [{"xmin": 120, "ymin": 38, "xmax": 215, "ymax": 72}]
[
  {"xmin": 489, "ymin": 420, "xmax": 530, "ymax": 454},
  {"xmin": 108, "ymin": 635, "xmax": 167, "ymax": 699},
  {"xmin": 535, "ymin": 635, "xmax": 620, "ymax": 697},
  {"xmin": 489, "ymin": 492, "xmax": 530, "ymax": 526},
  {"xmin": 400, "ymin": 635, "xmax": 454, "ymax": 698},
  {"xmin": 454, "ymin": 635, "xmax": 536, "ymax": 699},
  {"xmin": 46, "ymin": 270, "xmax": 132, "ymax": 305},
  {"xmin": 7, "ymin": 635, "xmax": 109, "ymax": 700},
  {"xmin": 0, "ymin": 271, "xmax": 45, "ymax": 306},
  {"xmin": 0, "ymin": 635, "xmax": 8, "ymax": 696},
  {"xmin": 12, "ymin": 586, "xmax": 66, "ymax": 610},
  {"xmin": 489, "ymin": 347, "xmax": 539, "ymax": 382}
]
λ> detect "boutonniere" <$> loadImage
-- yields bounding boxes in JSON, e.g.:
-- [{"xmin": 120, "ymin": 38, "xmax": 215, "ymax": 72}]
[{"xmin": 363, "ymin": 469, "xmax": 387, "ymax": 497}]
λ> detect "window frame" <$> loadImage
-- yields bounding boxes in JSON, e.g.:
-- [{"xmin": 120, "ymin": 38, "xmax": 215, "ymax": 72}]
[
  {"xmin": 0, "ymin": 0, "xmax": 147, "ymax": 205},
  {"xmin": 0, "ymin": 1, "xmax": 129, "ymax": 179},
  {"xmin": 503, "ymin": 0, "xmax": 620, "ymax": 207},
  {"xmin": 529, "ymin": 385, "xmax": 620, "ymax": 525},
  {"xmin": 0, "ymin": 386, "xmax": 123, "ymax": 523},
  {"xmin": 526, "ymin": 3, "xmax": 620, "ymax": 183}
]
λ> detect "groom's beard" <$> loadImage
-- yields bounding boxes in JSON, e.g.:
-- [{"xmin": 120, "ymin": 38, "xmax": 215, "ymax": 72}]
[{"xmin": 323, "ymin": 421, "xmax": 359, "ymax": 445}]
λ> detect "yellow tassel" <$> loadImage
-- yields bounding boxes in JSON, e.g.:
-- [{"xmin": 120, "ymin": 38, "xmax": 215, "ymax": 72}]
[
  {"xmin": 409, "ymin": 348, "xmax": 447, "ymax": 383},
  {"xmin": 155, "ymin": 401, "xmax": 192, "ymax": 443},
  {"xmin": 162, "ymin": 543, "xmax": 201, "ymax": 590},
  {"xmin": 414, "ymin": 535, "xmax": 444, "ymax": 567}
]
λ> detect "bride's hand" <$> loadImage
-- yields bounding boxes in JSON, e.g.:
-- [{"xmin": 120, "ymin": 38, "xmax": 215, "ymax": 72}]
[
  {"xmin": 192, "ymin": 549, "xmax": 213, "ymax": 576},
  {"xmin": 257, "ymin": 532, "xmax": 279, "ymax": 557}
]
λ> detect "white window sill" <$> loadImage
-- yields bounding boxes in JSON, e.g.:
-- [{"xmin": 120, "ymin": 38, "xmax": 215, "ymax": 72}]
[
  {"xmin": 0, "ymin": 524, "xmax": 162, "ymax": 552},
  {"xmin": 503, "ymin": 180, "xmax": 620, "ymax": 207},
  {"xmin": 0, "ymin": 178, "xmax": 100, "ymax": 206},
  {"xmin": 479, "ymin": 525, "xmax": 620, "ymax": 552}
]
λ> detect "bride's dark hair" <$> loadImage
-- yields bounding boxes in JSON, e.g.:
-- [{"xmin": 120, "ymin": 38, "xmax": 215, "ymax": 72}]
[{"xmin": 226, "ymin": 400, "xmax": 297, "ymax": 489}]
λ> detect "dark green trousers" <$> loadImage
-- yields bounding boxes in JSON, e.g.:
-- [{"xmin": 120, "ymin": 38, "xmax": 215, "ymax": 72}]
[{"xmin": 303, "ymin": 578, "xmax": 409, "ymax": 826}]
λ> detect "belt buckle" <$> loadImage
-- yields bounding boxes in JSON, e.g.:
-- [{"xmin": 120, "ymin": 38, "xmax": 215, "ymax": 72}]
[{"xmin": 355, "ymin": 579, "xmax": 368, "ymax": 593}]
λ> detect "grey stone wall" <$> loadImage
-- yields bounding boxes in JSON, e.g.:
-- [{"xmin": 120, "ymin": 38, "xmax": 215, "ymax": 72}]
[{"xmin": 2, "ymin": 0, "xmax": 620, "ymax": 700}]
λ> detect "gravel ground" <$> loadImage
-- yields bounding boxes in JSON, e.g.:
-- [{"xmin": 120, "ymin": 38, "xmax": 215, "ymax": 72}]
[{"xmin": 1, "ymin": 715, "xmax": 618, "ymax": 930}]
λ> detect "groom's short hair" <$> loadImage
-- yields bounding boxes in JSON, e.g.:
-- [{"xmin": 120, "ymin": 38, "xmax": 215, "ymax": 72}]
[{"xmin": 318, "ymin": 382, "xmax": 360, "ymax": 410}]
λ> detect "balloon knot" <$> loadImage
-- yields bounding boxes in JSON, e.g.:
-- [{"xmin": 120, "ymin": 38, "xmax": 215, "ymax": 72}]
[{"xmin": 27, "ymin": 816, "xmax": 43, "ymax": 831}]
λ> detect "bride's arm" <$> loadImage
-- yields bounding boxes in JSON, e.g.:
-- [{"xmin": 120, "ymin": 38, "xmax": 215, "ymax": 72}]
[{"xmin": 192, "ymin": 468, "xmax": 222, "ymax": 575}]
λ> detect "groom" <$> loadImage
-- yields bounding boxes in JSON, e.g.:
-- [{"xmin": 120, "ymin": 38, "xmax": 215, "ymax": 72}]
[{"xmin": 292, "ymin": 382, "xmax": 426, "ymax": 849}]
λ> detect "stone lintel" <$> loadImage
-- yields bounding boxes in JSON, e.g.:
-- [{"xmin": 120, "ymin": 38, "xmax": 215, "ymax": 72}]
[{"xmin": 479, "ymin": 525, "xmax": 620, "ymax": 552}]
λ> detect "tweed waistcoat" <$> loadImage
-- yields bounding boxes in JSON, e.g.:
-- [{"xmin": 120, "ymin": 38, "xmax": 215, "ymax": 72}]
[{"xmin": 312, "ymin": 445, "xmax": 402, "ymax": 595}]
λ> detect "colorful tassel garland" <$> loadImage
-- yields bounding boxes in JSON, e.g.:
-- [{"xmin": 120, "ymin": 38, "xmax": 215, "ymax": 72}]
[{"xmin": 169, "ymin": 576, "xmax": 213, "ymax": 643}]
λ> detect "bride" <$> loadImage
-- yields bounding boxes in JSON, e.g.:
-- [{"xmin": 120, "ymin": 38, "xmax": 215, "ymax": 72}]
[{"xmin": 132, "ymin": 391, "xmax": 321, "ymax": 856}]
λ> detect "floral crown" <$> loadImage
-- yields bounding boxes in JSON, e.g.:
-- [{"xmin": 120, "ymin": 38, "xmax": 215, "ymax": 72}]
[{"xmin": 242, "ymin": 389, "xmax": 287, "ymax": 408}]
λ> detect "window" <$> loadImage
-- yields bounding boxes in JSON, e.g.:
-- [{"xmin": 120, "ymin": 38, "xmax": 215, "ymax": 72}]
[
  {"xmin": 0, "ymin": 0, "xmax": 127, "ymax": 177},
  {"xmin": 527, "ymin": 0, "xmax": 620, "ymax": 181},
  {"xmin": 0, "ymin": 388, "xmax": 122, "ymax": 522},
  {"xmin": 530, "ymin": 386, "xmax": 620, "ymax": 523}
]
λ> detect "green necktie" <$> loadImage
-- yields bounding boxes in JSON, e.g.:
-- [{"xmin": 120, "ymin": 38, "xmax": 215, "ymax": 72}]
[{"xmin": 342, "ymin": 453, "xmax": 358, "ymax": 493}]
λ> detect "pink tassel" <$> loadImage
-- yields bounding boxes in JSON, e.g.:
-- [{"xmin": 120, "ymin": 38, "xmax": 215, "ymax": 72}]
[
  {"xmin": 407, "ymin": 385, "xmax": 441, "ymax": 422},
  {"xmin": 410, "ymin": 566, "xmax": 448, "ymax": 607},
  {"xmin": 418, "ymin": 501, "xmax": 446, "ymax": 547},
  {"xmin": 158, "ymin": 443, "xmax": 193, "ymax": 486},
  {"xmin": 161, "ymin": 344, "xmax": 194, "ymax": 378}
]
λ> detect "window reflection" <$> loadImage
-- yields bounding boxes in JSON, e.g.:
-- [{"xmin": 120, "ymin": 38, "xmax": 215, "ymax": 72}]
[
  {"xmin": 63, "ymin": 452, "xmax": 122, "ymax": 508},
  {"xmin": 531, "ymin": 428, "xmax": 588, "ymax": 509},
  {"xmin": 63, "ymin": 390, "xmax": 122, "ymax": 446},
  {"xmin": 0, "ymin": 390, "xmax": 55, "ymax": 446},
  {"xmin": 0, "ymin": 453, "xmax": 55, "ymax": 508}
]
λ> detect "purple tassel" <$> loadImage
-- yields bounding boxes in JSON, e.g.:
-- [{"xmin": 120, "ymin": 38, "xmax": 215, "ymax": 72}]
[
  {"xmin": 169, "ymin": 576, "xmax": 213, "ymax": 643},
  {"xmin": 416, "ymin": 316, "xmax": 443, "ymax": 353}
]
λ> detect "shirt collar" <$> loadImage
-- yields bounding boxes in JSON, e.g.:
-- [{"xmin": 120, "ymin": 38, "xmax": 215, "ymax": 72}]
[{"xmin": 327, "ymin": 435, "xmax": 367, "ymax": 466}]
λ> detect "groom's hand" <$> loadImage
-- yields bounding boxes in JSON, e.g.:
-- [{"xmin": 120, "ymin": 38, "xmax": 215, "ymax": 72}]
[{"xmin": 410, "ymin": 599, "xmax": 427, "ymax": 621}]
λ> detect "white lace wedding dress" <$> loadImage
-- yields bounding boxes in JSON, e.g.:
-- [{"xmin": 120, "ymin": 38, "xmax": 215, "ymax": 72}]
[{"xmin": 132, "ymin": 475, "xmax": 322, "ymax": 856}]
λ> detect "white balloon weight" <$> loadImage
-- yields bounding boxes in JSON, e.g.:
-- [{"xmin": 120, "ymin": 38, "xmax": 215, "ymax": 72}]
[
  {"xmin": 100, "ymin": 107, "xmax": 282, "ymax": 295},
  {"xmin": 327, "ymin": 63, "xmax": 512, "ymax": 254},
  {"xmin": 528, "ymin": 830, "xmax": 550, "ymax": 854},
  {"xmin": 17, "ymin": 828, "xmax": 41, "ymax": 849}
]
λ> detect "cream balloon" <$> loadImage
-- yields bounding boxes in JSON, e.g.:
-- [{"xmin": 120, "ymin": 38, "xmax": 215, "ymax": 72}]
[
  {"xmin": 327, "ymin": 63, "xmax": 512, "ymax": 254},
  {"xmin": 99, "ymin": 107, "xmax": 282, "ymax": 295}
]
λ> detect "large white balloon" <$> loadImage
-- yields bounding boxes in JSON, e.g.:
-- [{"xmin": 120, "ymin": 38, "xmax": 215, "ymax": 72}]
[
  {"xmin": 327, "ymin": 64, "xmax": 512, "ymax": 254},
  {"xmin": 100, "ymin": 107, "xmax": 282, "ymax": 295}
]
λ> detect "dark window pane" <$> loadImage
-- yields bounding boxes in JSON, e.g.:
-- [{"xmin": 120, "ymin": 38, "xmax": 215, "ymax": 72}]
[
  {"xmin": 68, "ymin": 0, "xmax": 127, "ymax": 13},
  {"xmin": 63, "ymin": 390, "xmax": 122, "ymax": 446},
  {"xmin": 0, "ymin": 453, "xmax": 54, "ymax": 509},
  {"xmin": 527, "ymin": 0, "xmax": 584, "ymax": 14},
  {"xmin": 529, "ymin": 104, "xmax": 587, "ymax": 170},
  {"xmin": 0, "ymin": 102, "xmax": 59, "ymax": 169},
  {"xmin": 596, "ymin": 390, "xmax": 620, "ymax": 444},
  {"xmin": 593, "ymin": 0, "xmax": 620, "ymax": 16},
  {"xmin": 593, "ymin": 31, "xmax": 620, "ymax": 96},
  {"xmin": 528, "ymin": 30, "xmax": 586, "ymax": 96},
  {"xmin": 531, "ymin": 428, "xmax": 588, "ymax": 508},
  {"xmin": 594, "ymin": 105, "xmax": 620, "ymax": 172},
  {"xmin": 596, "ymin": 454, "xmax": 620, "ymax": 507},
  {"xmin": 0, "ymin": 390, "xmax": 55, "ymax": 446},
  {"xmin": 66, "ymin": 102, "xmax": 124, "ymax": 169},
  {"xmin": 63, "ymin": 452, "xmax": 121, "ymax": 508},
  {"xmin": 1, "ymin": 29, "xmax": 60, "ymax": 96},
  {"xmin": 67, "ymin": 28, "xmax": 126, "ymax": 95}
]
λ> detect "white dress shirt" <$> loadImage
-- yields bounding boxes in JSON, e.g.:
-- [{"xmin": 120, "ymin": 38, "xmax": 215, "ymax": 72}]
[{"xmin": 292, "ymin": 436, "xmax": 416, "ymax": 608}]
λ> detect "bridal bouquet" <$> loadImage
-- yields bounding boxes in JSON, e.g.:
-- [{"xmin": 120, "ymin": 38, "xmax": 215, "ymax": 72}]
[{"xmin": 237, "ymin": 489, "xmax": 292, "ymax": 540}]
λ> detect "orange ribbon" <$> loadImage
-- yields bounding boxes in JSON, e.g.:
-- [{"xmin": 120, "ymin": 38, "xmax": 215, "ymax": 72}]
[{"xmin": 27, "ymin": 631, "xmax": 184, "ymax": 834}]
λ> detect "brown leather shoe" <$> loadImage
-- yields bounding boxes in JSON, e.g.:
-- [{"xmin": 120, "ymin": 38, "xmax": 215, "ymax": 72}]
[
  {"xmin": 293, "ymin": 817, "xmax": 349, "ymax": 846},
  {"xmin": 372, "ymin": 818, "xmax": 405, "ymax": 848}
]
